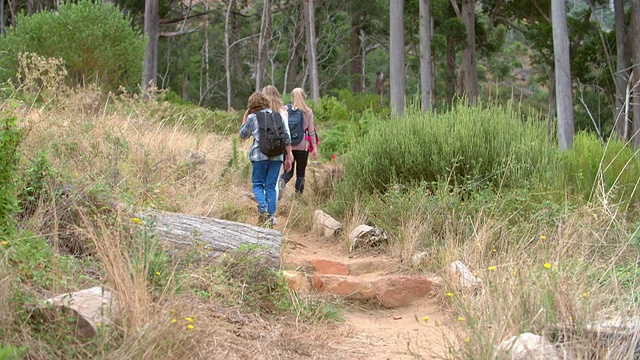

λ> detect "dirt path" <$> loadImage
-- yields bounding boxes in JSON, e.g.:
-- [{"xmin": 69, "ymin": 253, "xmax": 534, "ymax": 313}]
[{"xmin": 280, "ymin": 230, "xmax": 451, "ymax": 359}]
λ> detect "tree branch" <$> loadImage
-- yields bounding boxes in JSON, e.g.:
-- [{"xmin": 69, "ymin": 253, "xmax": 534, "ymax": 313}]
[{"xmin": 160, "ymin": 27, "xmax": 200, "ymax": 37}]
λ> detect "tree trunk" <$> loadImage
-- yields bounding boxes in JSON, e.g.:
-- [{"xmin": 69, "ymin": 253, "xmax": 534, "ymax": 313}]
[
  {"xmin": 552, "ymin": 0, "xmax": 575, "ymax": 150},
  {"xmin": 285, "ymin": 2, "xmax": 305, "ymax": 94},
  {"xmin": 141, "ymin": 0, "xmax": 159, "ymax": 92},
  {"xmin": 632, "ymin": 0, "xmax": 640, "ymax": 149},
  {"xmin": 303, "ymin": 0, "xmax": 320, "ymax": 102},
  {"xmin": 225, "ymin": 0, "xmax": 235, "ymax": 111},
  {"xmin": 203, "ymin": 2, "xmax": 210, "ymax": 107},
  {"xmin": 446, "ymin": 36, "xmax": 456, "ymax": 107},
  {"xmin": 614, "ymin": 0, "xmax": 630, "ymax": 141},
  {"xmin": 0, "ymin": 0, "xmax": 4, "ymax": 35},
  {"xmin": 548, "ymin": 67, "xmax": 556, "ymax": 139},
  {"xmin": 350, "ymin": 13, "xmax": 363, "ymax": 93},
  {"xmin": 419, "ymin": 0, "xmax": 432, "ymax": 112},
  {"xmin": 256, "ymin": 0, "xmax": 271, "ymax": 91},
  {"xmin": 182, "ymin": 73, "xmax": 189, "ymax": 103},
  {"xmin": 461, "ymin": 0, "xmax": 478, "ymax": 104},
  {"xmin": 390, "ymin": 0, "xmax": 405, "ymax": 117},
  {"xmin": 140, "ymin": 211, "xmax": 282, "ymax": 268},
  {"xmin": 231, "ymin": 3, "xmax": 243, "ymax": 79}
]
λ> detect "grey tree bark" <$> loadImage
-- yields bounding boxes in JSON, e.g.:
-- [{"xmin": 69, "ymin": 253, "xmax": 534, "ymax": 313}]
[
  {"xmin": 225, "ymin": 0, "xmax": 235, "ymax": 111},
  {"xmin": 552, "ymin": 0, "xmax": 575, "ymax": 150},
  {"xmin": 350, "ymin": 13, "xmax": 363, "ymax": 93},
  {"xmin": 256, "ymin": 0, "xmax": 271, "ymax": 91},
  {"xmin": 614, "ymin": 0, "xmax": 630, "ymax": 141},
  {"xmin": 461, "ymin": 0, "xmax": 478, "ymax": 104},
  {"xmin": 419, "ymin": 0, "xmax": 432, "ymax": 112},
  {"xmin": 140, "ymin": 211, "xmax": 282, "ymax": 268},
  {"xmin": 284, "ymin": 3, "xmax": 305, "ymax": 94},
  {"xmin": 632, "ymin": 0, "xmax": 640, "ymax": 149},
  {"xmin": 390, "ymin": 0, "xmax": 405, "ymax": 117},
  {"xmin": 141, "ymin": 0, "xmax": 159, "ymax": 92},
  {"xmin": 303, "ymin": 0, "xmax": 319, "ymax": 102}
]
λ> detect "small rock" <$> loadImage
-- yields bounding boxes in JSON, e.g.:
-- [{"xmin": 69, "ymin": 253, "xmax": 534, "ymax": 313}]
[
  {"xmin": 393, "ymin": 315, "xmax": 402, "ymax": 320},
  {"xmin": 349, "ymin": 225, "xmax": 387, "ymax": 251},
  {"xmin": 313, "ymin": 210, "xmax": 343, "ymax": 237},
  {"xmin": 449, "ymin": 260, "xmax": 480, "ymax": 291},
  {"xmin": 281, "ymin": 270, "xmax": 311, "ymax": 293},
  {"xmin": 496, "ymin": 333, "xmax": 560, "ymax": 360},
  {"xmin": 411, "ymin": 252, "xmax": 428, "ymax": 267}
]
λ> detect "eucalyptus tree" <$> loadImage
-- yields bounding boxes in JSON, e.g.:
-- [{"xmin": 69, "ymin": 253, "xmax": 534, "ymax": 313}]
[
  {"xmin": 303, "ymin": 0, "xmax": 319, "ymax": 101},
  {"xmin": 632, "ymin": 0, "xmax": 640, "ymax": 148},
  {"xmin": 141, "ymin": 0, "xmax": 159, "ymax": 91},
  {"xmin": 390, "ymin": 0, "xmax": 405, "ymax": 116},
  {"xmin": 420, "ymin": 0, "xmax": 433, "ymax": 111},
  {"xmin": 552, "ymin": 0, "xmax": 575, "ymax": 149}
]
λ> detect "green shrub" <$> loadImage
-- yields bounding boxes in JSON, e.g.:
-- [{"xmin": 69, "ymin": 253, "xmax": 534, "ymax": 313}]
[
  {"xmin": 335, "ymin": 88, "xmax": 390, "ymax": 118},
  {"xmin": 309, "ymin": 96, "xmax": 349, "ymax": 125},
  {"xmin": 0, "ymin": 116, "xmax": 24, "ymax": 237},
  {"xmin": 0, "ymin": 0, "xmax": 145, "ymax": 91},
  {"xmin": 339, "ymin": 100, "xmax": 557, "ymax": 200},
  {"xmin": 560, "ymin": 132, "xmax": 640, "ymax": 208}
]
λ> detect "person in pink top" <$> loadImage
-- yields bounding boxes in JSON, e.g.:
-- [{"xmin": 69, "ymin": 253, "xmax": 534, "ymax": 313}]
[{"xmin": 279, "ymin": 88, "xmax": 318, "ymax": 194}]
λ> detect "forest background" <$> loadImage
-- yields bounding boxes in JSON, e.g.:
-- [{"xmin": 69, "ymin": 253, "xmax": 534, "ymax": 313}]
[{"xmin": 0, "ymin": 0, "xmax": 639, "ymax": 359}]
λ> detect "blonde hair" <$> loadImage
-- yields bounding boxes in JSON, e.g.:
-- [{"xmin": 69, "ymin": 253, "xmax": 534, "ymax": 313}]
[
  {"xmin": 261, "ymin": 85, "xmax": 284, "ymax": 111},
  {"xmin": 291, "ymin": 88, "xmax": 310, "ymax": 113}
]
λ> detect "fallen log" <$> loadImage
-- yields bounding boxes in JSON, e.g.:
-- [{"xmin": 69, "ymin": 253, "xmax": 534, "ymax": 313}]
[{"xmin": 138, "ymin": 210, "xmax": 282, "ymax": 268}]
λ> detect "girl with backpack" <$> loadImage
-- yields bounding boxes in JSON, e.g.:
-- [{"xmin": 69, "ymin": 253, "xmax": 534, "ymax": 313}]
[
  {"xmin": 240, "ymin": 91, "xmax": 293, "ymax": 227},
  {"xmin": 280, "ymin": 87, "xmax": 318, "ymax": 195}
]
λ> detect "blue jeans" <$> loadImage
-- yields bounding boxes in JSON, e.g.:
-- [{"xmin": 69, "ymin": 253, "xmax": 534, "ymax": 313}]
[{"xmin": 251, "ymin": 160, "xmax": 282, "ymax": 216}]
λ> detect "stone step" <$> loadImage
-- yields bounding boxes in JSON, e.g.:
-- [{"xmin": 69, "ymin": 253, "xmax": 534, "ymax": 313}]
[
  {"xmin": 281, "ymin": 270, "xmax": 440, "ymax": 308},
  {"xmin": 290, "ymin": 258, "xmax": 401, "ymax": 277}
]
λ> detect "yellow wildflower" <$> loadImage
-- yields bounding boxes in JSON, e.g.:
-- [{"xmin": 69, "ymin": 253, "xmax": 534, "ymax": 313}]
[
  {"xmin": 540, "ymin": 235, "xmax": 546, "ymax": 240},
  {"xmin": 96, "ymin": 322, "xmax": 101, "ymax": 327},
  {"xmin": 1, "ymin": 241, "xmax": 7, "ymax": 246},
  {"xmin": 544, "ymin": 263, "xmax": 551, "ymax": 269},
  {"xmin": 422, "ymin": 316, "xmax": 429, "ymax": 322},
  {"xmin": 458, "ymin": 317, "xmax": 465, "ymax": 322},
  {"xmin": 171, "ymin": 318, "xmax": 177, "ymax": 323},
  {"xmin": 465, "ymin": 338, "xmax": 470, "ymax": 343},
  {"xmin": 131, "ymin": 217, "xmax": 142, "ymax": 225},
  {"xmin": 187, "ymin": 324, "xmax": 194, "ymax": 330},
  {"xmin": 446, "ymin": 292, "xmax": 454, "ymax": 297},
  {"xmin": 583, "ymin": 292, "xmax": 588, "ymax": 298},
  {"xmin": 185, "ymin": 317, "xmax": 193, "ymax": 322},
  {"xmin": 488, "ymin": 266, "xmax": 496, "ymax": 271},
  {"xmin": 155, "ymin": 271, "xmax": 161, "ymax": 276}
]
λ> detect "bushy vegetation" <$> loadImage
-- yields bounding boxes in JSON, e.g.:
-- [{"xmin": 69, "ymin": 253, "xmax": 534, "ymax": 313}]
[{"xmin": 0, "ymin": 0, "xmax": 145, "ymax": 91}]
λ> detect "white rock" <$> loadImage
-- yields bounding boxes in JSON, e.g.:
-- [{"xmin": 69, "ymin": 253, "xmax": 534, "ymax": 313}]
[
  {"xmin": 496, "ymin": 333, "xmax": 560, "ymax": 360},
  {"xmin": 312, "ymin": 210, "xmax": 343, "ymax": 237},
  {"xmin": 348, "ymin": 225, "xmax": 387, "ymax": 251},
  {"xmin": 449, "ymin": 260, "xmax": 480, "ymax": 291}
]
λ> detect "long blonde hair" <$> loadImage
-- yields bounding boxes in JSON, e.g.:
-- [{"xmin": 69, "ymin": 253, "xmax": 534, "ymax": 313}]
[
  {"xmin": 261, "ymin": 85, "xmax": 284, "ymax": 111},
  {"xmin": 291, "ymin": 88, "xmax": 310, "ymax": 113}
]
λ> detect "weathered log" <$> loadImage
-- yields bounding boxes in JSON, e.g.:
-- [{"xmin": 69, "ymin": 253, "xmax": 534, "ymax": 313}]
[
  {"xmin": 139, "ymin": 210, "xmax": 282, "ymax": 267},
  {"xmin": 39, "ymin": 286, "xmax": 117, "ymax": 338}
]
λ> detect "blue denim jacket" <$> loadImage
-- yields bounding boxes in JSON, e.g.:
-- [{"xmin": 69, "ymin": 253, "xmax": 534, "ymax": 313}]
[{"xmin": 239, "ymin": 108, "xmax": 290, "ymax": 162}]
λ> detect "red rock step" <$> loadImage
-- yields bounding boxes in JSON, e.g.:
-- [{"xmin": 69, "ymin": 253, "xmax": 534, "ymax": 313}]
[{"xmin": 282, "ymin": 258, "xmax": 439, "ymax": 308}]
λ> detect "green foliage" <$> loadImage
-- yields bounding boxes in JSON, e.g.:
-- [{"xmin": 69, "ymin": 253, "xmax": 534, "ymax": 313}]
[
  {"xmin": 310, "ymin": 96, "xmax": 350, "ymax": 125},
  {"xmin": 560, "ymin": 133, "xmax": 640, "ymax": 208},
  {"xmin": 217, "ymin": 244, "xmax": 283, "ymax": 313},
  {"xmin": 148, "ymin": 103, "xmax": 240, "ymax": 134},
  {"xmin": 340, "ymin": 100, "xmax": 556, "ymax": 200},
  {"xmin": 0, "ymin": 116, "xmax": 24, "ymax": 238},
  {"xmin": 129, "ymin": 219, "xmax": 176, "ymax": 292},
  {"xmin": 18, "ymin": 152, "xmax": 57, "ymax": 218},
  {"xmin": 0, "ymin": 0, "xmax": 145, "ymax": 91},
  {"xmin": 0, "ymin": 344, "xmax": 27, "ymax": 360}
]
